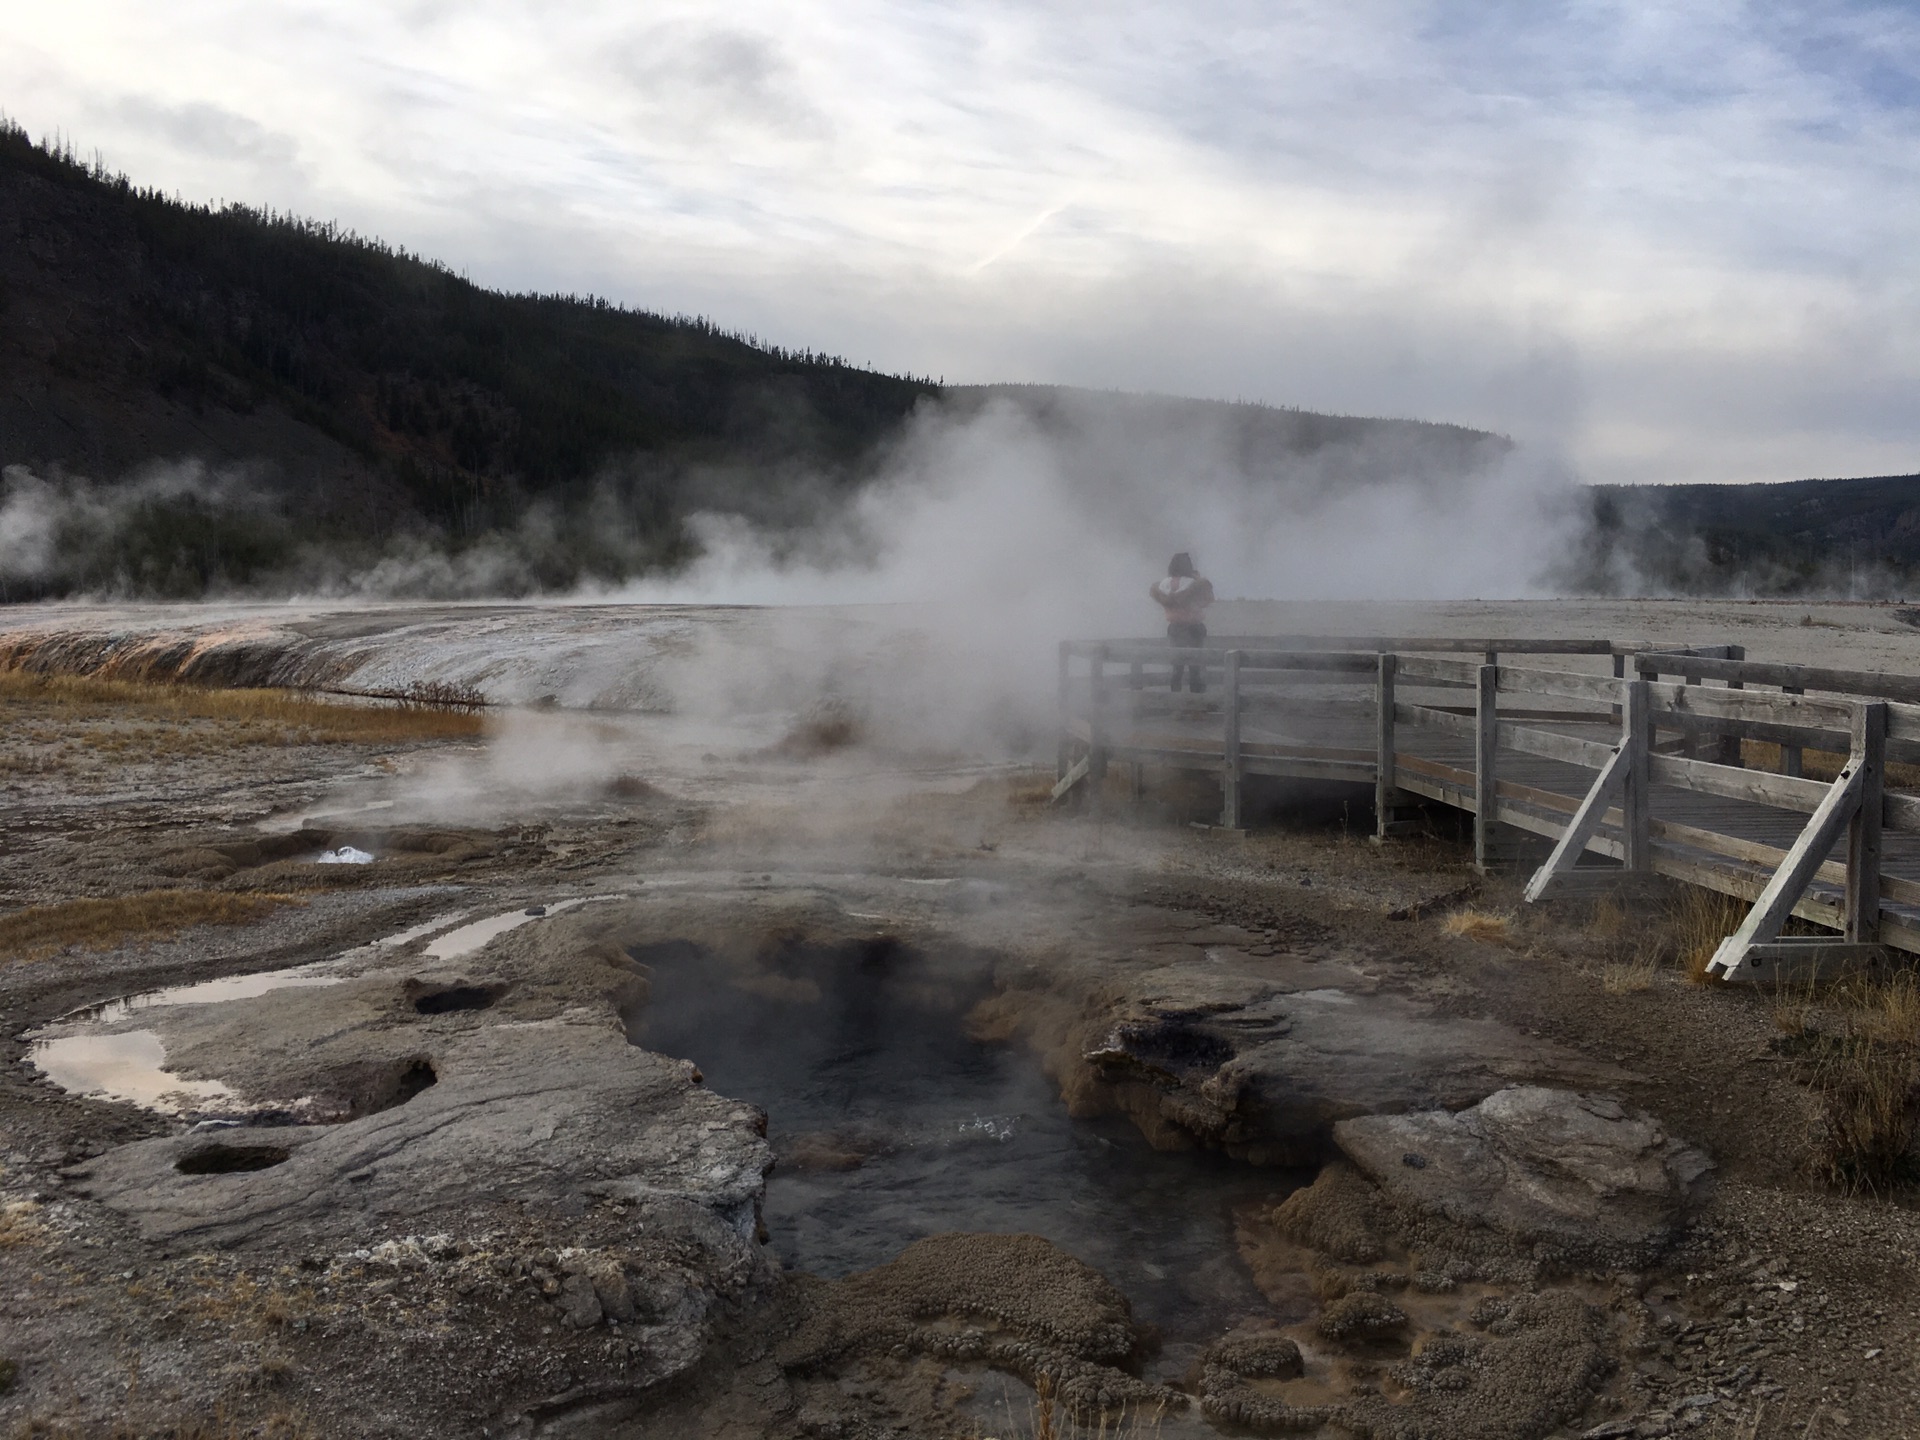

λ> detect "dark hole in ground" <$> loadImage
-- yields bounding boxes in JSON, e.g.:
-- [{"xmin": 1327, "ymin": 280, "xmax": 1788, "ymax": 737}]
[
  {"xmin": 333, "ymin": 1056, "xmax": 439, "ymax": 1120},
  {"xmin": 622, "ymin": 933, "xmax": 1306, "ymax": 1368},
  {"xmin": 411, "ymin": 982, "xmax": 508, "ymax": 1015},
  {"xmin": 386, "ymin": 1059, "xmax": 438, "ymax": 1106},
  {"xmin": 175, "ymin": 1142, "xmax": 290, "ymax": 1174}
]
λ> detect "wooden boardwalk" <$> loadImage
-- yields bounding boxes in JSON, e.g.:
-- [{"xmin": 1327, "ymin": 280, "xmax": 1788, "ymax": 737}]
[{"xmin": 1055, "ymin": 636, "xmax": 1920, "ymax": 982}]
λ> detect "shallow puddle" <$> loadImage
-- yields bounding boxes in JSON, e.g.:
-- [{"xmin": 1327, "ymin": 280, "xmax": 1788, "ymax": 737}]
[
  {"xmin": 56, "ymin": 963, "xmax": 346, "ymax": 1027},
  {"xmin": 29, "ymin": 1030, "xmax": 236, "ymax": 1113},
  {"xmin": 626, "ymin": 936, "xmax": 1302, "ymax": 1358},
  {"xmin": 423, "ymin": 897, "xmax": 591, "ymax": 960}
]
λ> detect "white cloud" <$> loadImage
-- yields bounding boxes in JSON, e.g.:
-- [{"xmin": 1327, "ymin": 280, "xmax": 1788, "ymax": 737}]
[{"xmin": 4, "ymin": 1, "xmax": 1920, "ymax": 484}]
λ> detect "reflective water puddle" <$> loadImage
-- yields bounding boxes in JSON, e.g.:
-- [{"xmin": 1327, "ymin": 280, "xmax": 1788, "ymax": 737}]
[
  {"xmin": 30, "ymin": 1030, "xmax": 238, "ymax": 1113},
  {"xmin": 28, "ymin": 898, "xmax": 590, "ymax": 1114},
  {"xmin": 423, "ymin": 897, "xmax": 590, "ymax": 959}
]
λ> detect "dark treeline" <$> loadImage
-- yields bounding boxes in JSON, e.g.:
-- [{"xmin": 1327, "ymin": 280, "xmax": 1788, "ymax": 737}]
[
  {"xmin": 1564, "ymin": 474, "xmax": 1920, "ymax": 597},
  {"xmin": 1, "ymin": 121, "xmax": 939, "ymax": 594}
]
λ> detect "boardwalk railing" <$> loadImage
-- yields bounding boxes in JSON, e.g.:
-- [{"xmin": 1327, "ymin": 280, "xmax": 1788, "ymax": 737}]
[{"xmin": 1057, "ymin": 636, "xmax": 1920, "ymax": 983}]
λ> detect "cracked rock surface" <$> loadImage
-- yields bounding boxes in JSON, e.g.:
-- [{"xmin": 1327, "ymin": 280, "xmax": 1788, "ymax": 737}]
[{"xmin": 1334, "ymin": 1087, "xmax": 1713, "ymax": 1265}]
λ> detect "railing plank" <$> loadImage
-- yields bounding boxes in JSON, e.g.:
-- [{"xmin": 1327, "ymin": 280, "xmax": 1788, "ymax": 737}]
[
  {"xmin": 1499, "ymin": 721, "xmax": 1616, "ymax": 769},
  {"xmin": 1648, "ymin": 753, "xmax": 1832, "ymax": 812}
]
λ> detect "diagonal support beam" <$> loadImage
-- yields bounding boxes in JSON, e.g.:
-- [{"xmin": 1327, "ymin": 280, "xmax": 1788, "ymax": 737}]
[
  {"xmin": 1707, "ymin": 759, "xmax": 1866, "ymax": 980},
  {"xmin": 1523, "ymin": 739, "xmax": 1632, "ymax": 903},
  {"xmin": 1049, "ymin": 754, "xmax": 1091, "ymax": 805}
]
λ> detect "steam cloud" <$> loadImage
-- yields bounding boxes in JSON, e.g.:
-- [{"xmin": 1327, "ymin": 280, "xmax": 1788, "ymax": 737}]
[{"xmin": 1, "ymin": 392, "xmax": 1576, "ymax": 623}]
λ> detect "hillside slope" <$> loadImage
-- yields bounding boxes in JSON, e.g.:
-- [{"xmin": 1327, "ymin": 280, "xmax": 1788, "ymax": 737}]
[
  {"xmin": 1571, "ymin": 474, "xmax": 1920, "ymax": 594},
  {"xmin": 0, "ymin": 124, "xmax": 939, "ymax": 591}
]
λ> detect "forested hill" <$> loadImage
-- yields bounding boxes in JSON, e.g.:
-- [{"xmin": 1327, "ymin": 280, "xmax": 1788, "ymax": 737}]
[
  {"xmin": 1569, "ymin": 473, "xmax": 1920, "ymax": 595},
  {"xmin": 0, "ymin": 122, "xmax": 939, "ymax": 589}
]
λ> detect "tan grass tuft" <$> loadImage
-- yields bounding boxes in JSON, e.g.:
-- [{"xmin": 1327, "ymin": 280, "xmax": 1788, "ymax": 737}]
[
  {"xmin": 1441, "ymin": 908, "xmax": 1511, "ymax": 943},
  {"xmin": 1807, "ymin": 1031, "xmax": 1920, "ymax": 1194},
  {"xmin": 1600, "ymin": 958, "xmax": 1658, "ymax": 994},
  {"xmin": 0, "ymin": 668, "xmax": 484, "ymax": 744},
  {"xmin": 0, "ymin": 890, "xmax": 303, "ymax": 964},
  {"xmin": 0, "ymin": 1200, "xmax": 46, "ymax": 1248},
  {"xmin": 1664, "ymin": 885, "xmax": 1746, "ymax": 985}
]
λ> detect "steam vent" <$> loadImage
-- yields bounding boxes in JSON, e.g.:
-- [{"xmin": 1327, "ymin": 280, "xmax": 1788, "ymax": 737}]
[{"xmin": 5, "ymin": 595, "xmax": 1918, "ymax": 1439}]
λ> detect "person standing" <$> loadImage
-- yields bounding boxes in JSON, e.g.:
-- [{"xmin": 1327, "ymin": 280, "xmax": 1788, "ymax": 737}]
[{"xmin": 1150, "ymin": 552, "xmax": 1215, "ymax": 692}]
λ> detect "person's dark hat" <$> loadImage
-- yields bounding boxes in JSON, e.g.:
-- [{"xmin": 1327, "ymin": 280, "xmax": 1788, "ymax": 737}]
[{"xmin": 1168, "ymin": 552, "xmax": 1196, "ymax": 577}]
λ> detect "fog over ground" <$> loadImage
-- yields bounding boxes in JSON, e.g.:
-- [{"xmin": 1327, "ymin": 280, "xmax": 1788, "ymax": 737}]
[{"xmin": 8, "ymin": 2, "xmax": 1920, "ymax": 490}]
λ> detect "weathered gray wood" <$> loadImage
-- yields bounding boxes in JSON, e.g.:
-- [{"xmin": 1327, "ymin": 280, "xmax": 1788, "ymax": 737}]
[
  {"xmin": 1498, "ymin": 721, "xmax": 1616, "ymax": 769},
  {"xmin": 1739, "ymin": 940, "xmax": 1890, "ymax": 985},
  {"xmin": 1647, "ymin": 753, "xmax": 1833, "ymax": 812},
  {"xmin": 1475, "ymin": 664, "xmax": 1498, "ymax": 872},
  {"xmin": 1652, "ymin": 684, "xmax": 1855, "ymax": 733},
  {"xmin": 1396, "ymin": 701, "xmax": 1477, "ymax": 739},
  {"xmin": 1635, "ymin": 651, "xmax": 1920, "ymax": 706},
  {"xmin": 1049, "ymin": 754, "xmax": 1090, "ymax": 804},
  {"xmin": 1848, "ymin": 702, "xmax": 1886, "ymax": 943},
  {"xmin": 1088, "ymin": 644, "xmax": 1110, "ymax": 816},
  {"xmin": 1495, "ymin": 665, "xmax": 1627, "ymax": 705},
  {"xmin": 1524, "ymin": 738, "xmax": 1632, "ymax": 902},
  {"xmin": 1056, "ymin": 640, "xmax": 1072, "ymax": 781},
  {"xmin": 1375, "ymin": 653, "xmax": 1397, "ymax": 839},
  {"xmin": 1781, "ymin": 685, "xmax": 1804, "ymax": 777},
  {"xmin": 1221, "ymin": 650, "xmax": 1243, "ymax": 829},
  {"xmin": 1625, "ymin": 679, "xmax": 1651, "ymax": 872},
  {"xmin": 1883, "ymin": 792, "xmax": 1920, "ymax": 832},
  {"xmin": 1708, "ymin": 759, "xmax": 1867, "ymax": 978},
  {"xmin": 1394, "ymin": 655, "xmax": 1481, "ymax": 686},
  {"xmin": 1716, "ymin": 644, "xmax": 1746, "ymax": 766}
]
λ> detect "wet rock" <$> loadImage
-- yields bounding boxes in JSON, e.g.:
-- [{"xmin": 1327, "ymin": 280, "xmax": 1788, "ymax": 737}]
[
  {"xmin": 778, "ymin": 1233, "xmax": 1183, "ymax": 1421},
  {"xmin": 1202, "ymin": 1328, "xmax": 1304, "ymax": 1379},
  {"xmin": 1057, "ymin": 955, "xmax": 1630, "ymax": 1164},
  {"xmin": 1334, "ymin": 1087, "xmax": 1713, "ymax": 1265},
  {"xmin": 1318, "ymin": 1290, "xmax": 1408, "ymax": 1342},
  {"xmin": 557, "ymin": 1272, "xmax": 603, "ymax": 1328},
  {"xmin": 1270, "ymin": 1160, "xmax": 1395, "ymax": 1263},
  {"xmin": 68, "ymin": 1021, "xmax": 769, "ymax": 1253}
]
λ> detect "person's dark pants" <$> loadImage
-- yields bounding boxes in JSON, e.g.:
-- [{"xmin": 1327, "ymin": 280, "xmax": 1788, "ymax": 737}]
[{"xmin": 1168, "ymin": 622, "xmax": 1207, "ymax": 693}]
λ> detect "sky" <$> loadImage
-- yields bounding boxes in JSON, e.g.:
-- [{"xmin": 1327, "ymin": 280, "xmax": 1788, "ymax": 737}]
[{"xmin": 6, "ymin": 0, "xmax": 1920, "ymax": 488}]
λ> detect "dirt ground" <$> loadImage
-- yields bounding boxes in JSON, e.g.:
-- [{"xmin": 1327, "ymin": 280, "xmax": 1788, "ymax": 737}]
[{"xmin": 1, "ymin": 612, "xmax": 1918, "ymax": 1440}]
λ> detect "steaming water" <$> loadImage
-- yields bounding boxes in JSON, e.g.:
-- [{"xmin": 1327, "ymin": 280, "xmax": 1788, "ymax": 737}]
[{"xmin": 626, "ymin": 937, "xmax": 1300, "ymax": 1358}]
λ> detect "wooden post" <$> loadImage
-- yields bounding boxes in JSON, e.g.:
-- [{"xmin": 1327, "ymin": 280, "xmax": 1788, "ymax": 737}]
[
  {"xmin": 1717, "ymin": 644, "xmax": 1746, "ymax": 766},
  {"xmin": 1624, "ymin": 678, "xmax": 1651, "ymax": 872},
  {"xmin": 1089, "ymin": 644, "xmax": 1110, "ymax": 813},
  {"xmin": 1847, "ymin": 701, "xmax": 1886, "ymax": 944},
  {"xmin": 1221, "ymin": 650, "xmax": 1243, "ymax": 829},
  {"xmin": 1611, "ymin": 651, "xmax": 1626, "ymax": 726},
  {"xmin": 1375, "ymin": 652, "xmax": 1397, "ymax": 840},
  {"xmin": 1474, "ymin": 662, "xmax": 1498, "ymax": 871},
  {"xmin": 1056, "ymin": 641, "xmax": 1072, "ymax": 782},
  {"xmin": 1781, "ymin": 685, "xmax": 1804, "ymax": 777}
]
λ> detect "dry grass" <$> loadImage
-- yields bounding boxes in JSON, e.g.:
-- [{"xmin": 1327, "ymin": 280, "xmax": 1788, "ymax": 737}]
[
  {"xmin": 0, "ymin": 890, "xmax": 303, "ymax": 964},
  {"xmin": 1664, "ymin": 886, "xmax": 1748, "ymax": 984},
  {"xmin": 985, "ymin": 1373, "xmax": 1171, "ymax": 1440},
  {"xmin": 1441, "ymin": 907, "xmax": 1512, "ymax": 943},
  {"xmin": 1768, "ymin": 970, "xmax": 1920, "ymax": 1194},
  {"xmin": 1741, "ymin": 737, "xmax": 1920, "ymax": 791},
  {"xmin": 7, "ymin": 1407, "xmax": 319, "ymax": 1440},
  {"xmin": 0, "ymin": 669, "xmax": 485, "ymax": 745},
  {"xmin": 1600, "ymin": 957, "xmax": 1659, "ymax": 994},
  {"xmin": 0, "ymin": 1201, "xmax": 46, "ymax": 1248},
  {"xmin": 1807, "ymin": 1030, "xmax": 1920, "ymax": 1194}
]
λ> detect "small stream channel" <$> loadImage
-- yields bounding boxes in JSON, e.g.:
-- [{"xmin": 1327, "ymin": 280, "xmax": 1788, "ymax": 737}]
[{"xmin": 624, "ymin": 935, "xmax": 1303, "ymax": 1363}]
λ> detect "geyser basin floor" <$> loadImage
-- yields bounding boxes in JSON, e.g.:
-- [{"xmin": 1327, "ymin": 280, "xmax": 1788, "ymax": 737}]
[
  {"xmin": 627, "ymin": 935, "xmax": 1296, "ymax": 1357},
  {"xmin": 5, "ymin": 599, "xmax": 1920, "ymax": 1440}
]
